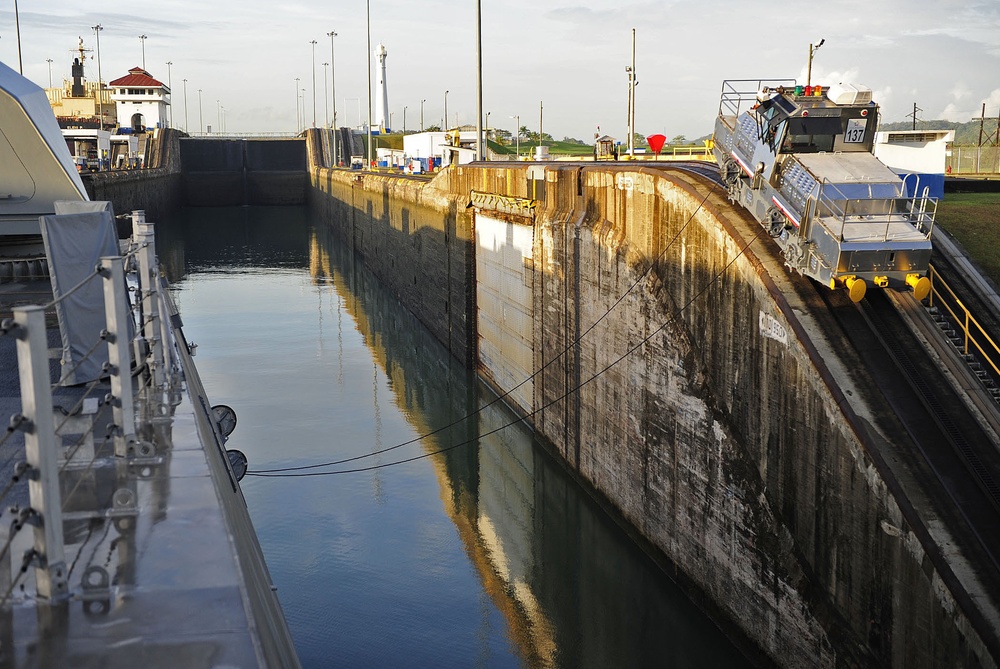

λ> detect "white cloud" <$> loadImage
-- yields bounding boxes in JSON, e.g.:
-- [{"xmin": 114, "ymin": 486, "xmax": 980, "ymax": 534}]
[{"xmin": 3, "ymin": 0, "xmax": 999, "ymax": 139}]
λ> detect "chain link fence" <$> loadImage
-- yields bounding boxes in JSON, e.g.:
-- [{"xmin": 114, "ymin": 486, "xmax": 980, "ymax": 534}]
[{"xmin": 947, "ymin": 146, "xmax": 1000, "ymax": 175}]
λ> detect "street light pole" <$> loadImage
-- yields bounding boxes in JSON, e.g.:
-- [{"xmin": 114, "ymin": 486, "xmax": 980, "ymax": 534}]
[
  {"xmin": 539, "ymin": 100, "xmax": 543, "ymax": 152},
  {"xmin": 166, "ymin": 61, "xmax": 173, "ymax": 127},
  {"xmin": 807, "ymin": 38, "xmax": 825, "ymax": 88},
  {"xmin": 217, "ymin": 99, "xmax": 220, "ymax": 133},
  {"xmin": 310, "ymin": 40, "xmax": 318, "ymax": 127},
  {"xmin": 46, "ymin": 59, "xmax": 53, "ymax": 88},
  {"xmin": 475, "ymin": 0, "xmax": 483, "ymax": 160},
  {"xmin": 420, "ymin": 99, "xmax": 426, "ymax": 131},
  {"xmin": 92, "ymin": 24, "xmax": 104, "ymax": 129},
  {"xmin": 366, "ymin": 0, "xmax": 373, "ymax": 170},
  {"xmin": 139, "ymin": 34, "xmax": 147, "ymax": 69},
  {"xmin": 328, "ymin": 31, "xmax": 338, "ymax": 166},
  {"xmin": 510, "ymin": 114, "xmax": 519, "ymax": 158},
  {"xmin": 444, "ymin": 90, "xmax": 449, "ymax": 130},
  {"xmin": 198, "ymin": 88, "xmax": 203, "ymax": 134},
  {"xmin": 403, "ymin": 105, "xmax": 407, "ymax": 134},
  {"xmin": 294, "ymin": 77, "xmax": 300, "ymax": 132},
  {"xmin": 183, "ymin": 79, "xmax": 188, "ymax": 131},
  {"xmin": 323, "ymin": 63, "xmax": 329, "ymax": 127},
  {"xmin": 626, "ymin": 27, "xmax": 636, "ymax": 158}
]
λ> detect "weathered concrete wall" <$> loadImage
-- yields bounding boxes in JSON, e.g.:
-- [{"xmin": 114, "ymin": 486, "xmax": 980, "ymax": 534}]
[
  {"xmin": 306, "ymin": 131, "xmax": 478, "ymax": 365},
  {"xmin": 82, "ymin": 128, "xmax": 183, "ymax": 230},
  {"xmin": 526, "ymin": 165, "xmax": 996, "ymax": 667},
  {"xmin": 306, "ymin": 140, "xmax": 996, "ymax": 667}
]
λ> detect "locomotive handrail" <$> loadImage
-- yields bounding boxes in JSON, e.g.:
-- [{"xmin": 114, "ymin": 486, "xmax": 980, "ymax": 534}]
[
  {"xmin": 815, "ymin": 180, "xmax": 936, "ymax": 242},
  {"xmin": 718, "ymin": 79, "xmax": 796, "ymax": 118},
  {"xmin": 928, "ymin": 264, "xmax": 1000, "ymax": 380}
]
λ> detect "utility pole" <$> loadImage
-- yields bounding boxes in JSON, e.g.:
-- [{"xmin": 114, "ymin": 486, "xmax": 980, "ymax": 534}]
[{"xmin": 906, "ymin": 102, "xmax": 923, "ymax": 131}]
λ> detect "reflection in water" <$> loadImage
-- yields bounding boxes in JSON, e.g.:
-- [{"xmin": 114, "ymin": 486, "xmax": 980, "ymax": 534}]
[{"xmin": 159, "ymin": 207, "xmax": 751, "ymax": 668}]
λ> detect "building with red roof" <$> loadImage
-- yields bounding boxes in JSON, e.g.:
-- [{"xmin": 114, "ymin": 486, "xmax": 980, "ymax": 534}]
[{"xmin": 109, "ymin": 67, "xmax": 170, "ymax": 132}]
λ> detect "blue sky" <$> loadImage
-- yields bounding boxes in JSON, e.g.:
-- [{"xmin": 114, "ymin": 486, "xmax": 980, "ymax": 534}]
[{"xmin": 3, "ymin": 0, "xmax": 999, "ymax": 141}]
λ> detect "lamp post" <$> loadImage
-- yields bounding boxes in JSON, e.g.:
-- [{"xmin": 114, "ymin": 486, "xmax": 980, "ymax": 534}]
[
  {"xmin": 539, "ymin": 100, "xmax": 543, "ymax": 152},
  {"xmin": 807, "ymin": 38, "xmax": 825, "ymax": 88},
  {"xmin": 475, "ymin": 0, "xmax": 483, "ymax": 160},
  {"xmin": 310, "ymin": 39, "xmax": 318, "ymax": 127},
  {"xmin": 510, "ymin": 114, "xmax": 519, "ymax": 158},
  {"xmin": 139, "ymin": 34, "xmax": 147, "ymax": 69},
  {"xmin": 322, "ymin": 63, "xmax": 329, "ymax": 127},
  {"xmin": 328, "ymin": 31, "xmax": 338, "ymax": 166},
  {"xmin": 294, "ymin": 77, "xmax": 300, "ymax": 132},
  {"xmin": 444, "ymin": 90, "xmax": 449, "ymax": 130},
  {"xmin": 92, "ymin": 24, "xmax": 104, "ymax": 129},
  {"xmin": 217, "ymin": 99, "xmax": 221, "ymax": 133},
  {"xmin": 166, "ymin": 61, "xmax": 173, "ymax": 127},
  {"xmin": 420, "ymin": 99, "xmax": 426, "ymax": 131},
  {"xmin": 183, "ymin": 79, "xmax": 189, "ymax": 132},
  {"xmin": 46, "ymin": 59, "xmax": 53, "ymax": 88},
  {"xmin": 626, "ymin": 28, "xmax": 636, "ymax": 158},
  {"xmin": 198, "ymin": 88, "xmax": 203, "ymax": 134},
  {"xmin": 366, "ymin": 0, "xmax": 373, "ymax": 170}
]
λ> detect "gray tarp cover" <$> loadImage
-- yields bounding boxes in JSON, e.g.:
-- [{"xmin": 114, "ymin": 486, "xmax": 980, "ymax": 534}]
[{"xmin": 40, "ymin": 203, "xmax": 119, "ymax": 385}]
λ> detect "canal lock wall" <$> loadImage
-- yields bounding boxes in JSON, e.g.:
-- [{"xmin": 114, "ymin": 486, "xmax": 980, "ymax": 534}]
[
  {"xmin": 82, "ymin": 128, "xmax": 184, "ymax": 231},
  {"xmin": 304, "ymin": 134, "xmax": 994, "ymax": 668}
]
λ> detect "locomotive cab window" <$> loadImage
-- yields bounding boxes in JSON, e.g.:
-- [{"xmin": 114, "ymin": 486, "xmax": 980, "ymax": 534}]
[{"xmin": 781, "ymin": 117, "xmax": 841, "ymax": 153}]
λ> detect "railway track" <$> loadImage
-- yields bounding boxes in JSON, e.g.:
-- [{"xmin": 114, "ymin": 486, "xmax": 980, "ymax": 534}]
[{"xmin": 821, "ymin": 285, "xmax": 1000, "ymax": 585}]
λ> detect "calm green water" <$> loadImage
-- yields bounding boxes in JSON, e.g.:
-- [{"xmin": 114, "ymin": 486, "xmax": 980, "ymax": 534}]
[{"xmin": 158, "ymin": 206, "xmax": 752, "ymax": 669}]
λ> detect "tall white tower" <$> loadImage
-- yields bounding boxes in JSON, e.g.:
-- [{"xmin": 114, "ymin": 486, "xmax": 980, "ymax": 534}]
[{"xmin": 374, "ymin": 43, "xmax": 389, "ymax": 132}]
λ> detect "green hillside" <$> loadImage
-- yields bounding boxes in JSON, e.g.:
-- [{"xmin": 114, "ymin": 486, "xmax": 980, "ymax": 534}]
[{"xmin": 879, "ymin": 119, "xmax": 998, "ymax": 146}]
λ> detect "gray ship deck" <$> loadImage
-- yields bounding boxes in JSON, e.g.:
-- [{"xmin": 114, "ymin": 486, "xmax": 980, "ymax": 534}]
[{"xmin": 0, "ymin": 274, "xmax": 299, "ymax": 667}]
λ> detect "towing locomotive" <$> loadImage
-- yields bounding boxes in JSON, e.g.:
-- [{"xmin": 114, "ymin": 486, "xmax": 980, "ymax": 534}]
[{"xmin": 712, "ymin": 79, "xmax": 934, "ymax": 302}]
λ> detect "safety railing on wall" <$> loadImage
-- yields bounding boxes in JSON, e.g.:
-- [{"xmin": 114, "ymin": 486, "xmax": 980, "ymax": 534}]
[
  {"xmin": 927, "ymin": 263, "xmax": 1000, "ymax": 398},
  {"xmin": 0, "ymin": 210, "xmax": 177, "ymax": 606}
]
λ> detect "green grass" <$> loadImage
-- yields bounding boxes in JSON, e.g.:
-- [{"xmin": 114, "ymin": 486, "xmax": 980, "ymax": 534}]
[
  {"xmin": 936, "ymin": 192, "xmax": 1000, "ymax": 283},
  {"xmin": 488, "ymin": 139, "xmax": 594, "ymax": 157}
]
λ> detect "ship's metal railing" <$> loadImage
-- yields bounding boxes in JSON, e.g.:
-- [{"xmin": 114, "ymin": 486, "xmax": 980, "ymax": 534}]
[
  {"xmin": 0, "ymin": 210, "xmax": 177, "ymax": 606},
  {"xmin": 815, "ymin": 179, "xmax": 937, "ymax": 242},
  {"xmin": 928, "ymin": 263, "xmax": 1000, "ymax": 382}
]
